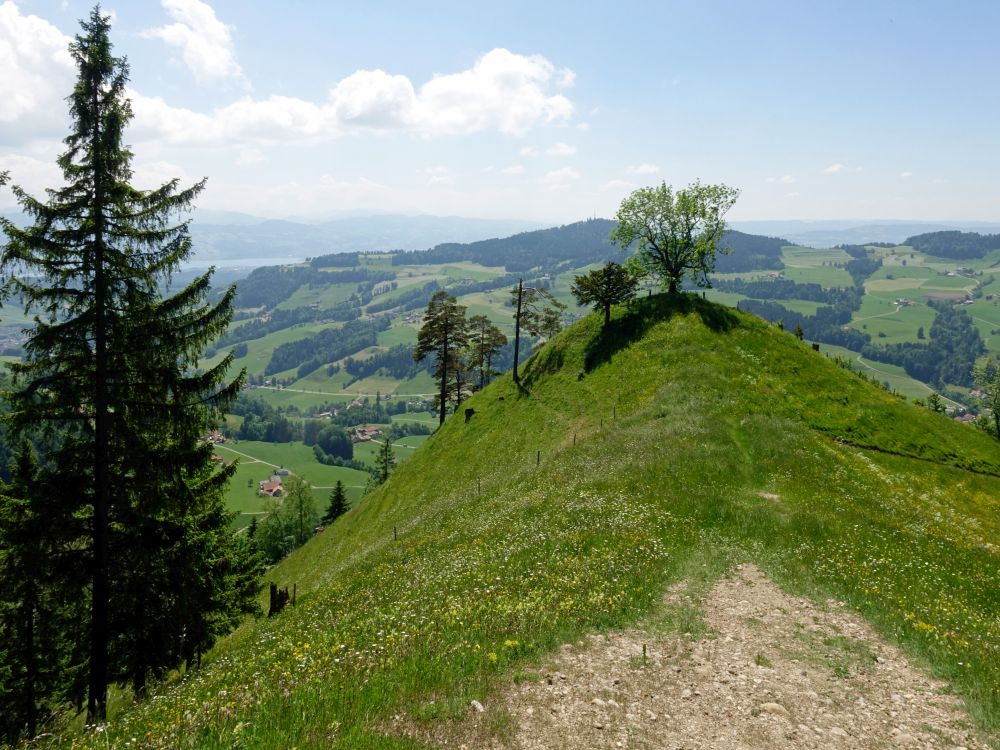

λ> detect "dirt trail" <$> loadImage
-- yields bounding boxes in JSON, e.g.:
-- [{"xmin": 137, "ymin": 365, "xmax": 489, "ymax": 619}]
[{"xmin": 417, "ymin": 564, "xmax": 989, "ymax": 750}]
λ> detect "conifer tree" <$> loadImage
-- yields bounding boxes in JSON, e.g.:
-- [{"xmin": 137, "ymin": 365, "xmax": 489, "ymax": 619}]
[
  {"xmin": 414, "ymin": 291, "xmax": 468, "ymax": 425},
  {"xmin": 323, "ymin": 480, "xmax": 349, "ymax": 525},
  {"xmin": 0, "ymin": 8, "xmax": 255, "ymax": 721},
  {"xmin": 0, "ymin": 445, "xmax": 86, "ymax": 741},
  {"xmin": 376, "ymin": 439, "xmax": 395, "ymax": 484},
  {"xmin": 466, "ymin": 315, "xmax": 507, "ymax": 389}
]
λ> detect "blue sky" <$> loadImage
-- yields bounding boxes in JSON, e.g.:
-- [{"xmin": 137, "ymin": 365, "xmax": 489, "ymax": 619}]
[{"xmin": 2, "ymin": 0, "xmax": 998, "ymax": 223}]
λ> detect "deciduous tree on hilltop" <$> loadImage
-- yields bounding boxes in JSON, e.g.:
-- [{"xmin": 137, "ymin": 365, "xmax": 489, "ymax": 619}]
[{"xmin": 611, "ymin": 181, "xmax": 739, "ymax": 294}]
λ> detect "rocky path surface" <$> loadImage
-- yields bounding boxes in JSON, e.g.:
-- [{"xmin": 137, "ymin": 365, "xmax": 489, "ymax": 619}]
[{"xmin": 421, "ymin": 564, "xmax": 990, "ymax": 750}]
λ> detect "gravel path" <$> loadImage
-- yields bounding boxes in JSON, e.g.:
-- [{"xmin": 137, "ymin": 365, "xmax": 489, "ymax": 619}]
[{"xmin": 416, "ymin": 564, "xmax": 990, "ymax": 750}]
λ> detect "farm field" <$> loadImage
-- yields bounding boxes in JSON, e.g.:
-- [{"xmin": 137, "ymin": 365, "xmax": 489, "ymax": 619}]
[
  {"xmin": 848, "ymin": 295, "xmax": 938, "ymax": 345},
  {"xmin": 818, "ymin": 343, "xmax": 952, "ymax": 402},
  {"xmin": 215, "ymin": 440, "xmax": 368, "ymax": 494},
  {"xmin": 777, "ymin": 245, "xmax": 854, "ymax": 286},
  {"xmin": 375, "ymin": 320, "xmax": 419, "ymax": 347},
  {"xmin": 965, "ymin": 298, "xmax": 1000, "ymax": 351},
  {"xmin": 702, "ymin": 289, "xmax": 828, "ymax": 318},
  {"xmin": 275, "ymin": 281, "xmax": 357, "ymax": 311},
  {"xmin": 352, "ymin": 434, "xmax": 429, "ymax": 467}
]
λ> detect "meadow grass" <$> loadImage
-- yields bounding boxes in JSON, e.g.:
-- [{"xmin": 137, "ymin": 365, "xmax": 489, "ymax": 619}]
[
  {"xmin": 275, "ymin": 282, "xmax": 359, "ymax": 311},
  {"xmin": 49, "ymin": 295, "xmax": 1000, "ymax": 750}
]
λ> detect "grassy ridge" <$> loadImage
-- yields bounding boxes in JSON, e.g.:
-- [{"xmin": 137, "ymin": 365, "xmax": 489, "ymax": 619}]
[{"xmin": 54, "ymin": 295, "xmax": 1000, "ymax": 749}]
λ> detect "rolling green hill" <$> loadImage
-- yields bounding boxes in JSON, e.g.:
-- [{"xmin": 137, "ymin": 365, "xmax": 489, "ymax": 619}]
[{"xmin": 53, "ymin": 295, "xmax": 1000, "ymax": 749}]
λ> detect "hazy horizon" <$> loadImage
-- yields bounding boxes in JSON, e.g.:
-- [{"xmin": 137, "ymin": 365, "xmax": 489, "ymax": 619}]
[{"xmin": 2, "ymin": 2, "xmax": 999, "ymax": 224}]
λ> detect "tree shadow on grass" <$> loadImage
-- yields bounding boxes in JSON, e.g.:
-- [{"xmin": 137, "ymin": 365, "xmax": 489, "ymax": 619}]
[{"xmin": 583, "ymin": 293, "xmax": 741, "ymax": 373}]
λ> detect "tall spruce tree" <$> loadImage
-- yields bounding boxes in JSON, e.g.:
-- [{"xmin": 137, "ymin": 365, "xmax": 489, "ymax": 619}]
[
  {"xmin": 0, "ymin": 8, "xmax": 256, "ymax": 722},
  {"xmin": 413, "ymin": 291, "xmax": 468, "ymax": 426}
]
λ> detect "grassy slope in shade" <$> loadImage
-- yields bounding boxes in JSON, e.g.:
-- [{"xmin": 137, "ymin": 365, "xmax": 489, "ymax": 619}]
[{"xmin": 53, "ymin": 295, "xmax": 1000, "ymax": 749}]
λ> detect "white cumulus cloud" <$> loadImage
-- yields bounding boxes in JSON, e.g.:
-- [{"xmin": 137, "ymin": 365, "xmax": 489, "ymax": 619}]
[
  {"xmin": 414, "ymin": 48, "xmax": 572, "ymax": 136},
  {"xmin": 603, "ymin": 179, "xmax": 635, "ymax": 191},
  {"xmin": 545, "ymin": 142, "xmax": 576, "ymax": 156},
  {"xmin": 626, "ymin": 163, "xmax": 659, "ymax": 175},
  {"xmin": 900, "ymin": 171, "xmax": 913, "ymax": 178},
  {"xmin": 823, "ymin": 163, "xmax": 845, "ymax": 173},
  {"xmin": 142, "ymin": 0, "xmax": 244, "ymax": 84},
  {"xmin": 0, "ymin": 152, "xmax": 63, "ymax": 199},
  {"xmin": 128, "ymin": 47, "xmax": 574, "ymax": 146},
  {"xmin": 235, "ymin": 148, "xmax": 264, "ymax": 166},
  {"xmin": 424, "ymin": 165, "xmax": 452, "ymax": 186},
  {"xmin": 0, "ymin": 2, "xmax": 74, "ymax": 134},
  {"xmin": 538, "ymin": 167, "xmax": 580, "ymax": 189},
  {"xmin": 131, "ymin": 159, "xmax": 193, "ymax": 190}
]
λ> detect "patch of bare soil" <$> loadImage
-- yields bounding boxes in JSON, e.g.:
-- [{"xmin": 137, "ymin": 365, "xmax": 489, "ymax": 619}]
[{"xmin": 407, "ymin": 564, "xmax": 990, "ymax": 749}]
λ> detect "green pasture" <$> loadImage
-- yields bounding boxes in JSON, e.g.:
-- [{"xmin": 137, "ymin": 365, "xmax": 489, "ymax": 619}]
[
  {"xmin": 778, "ymin": 264, "xmax": 854, "ymax": 287},
  {"xmin": 849, "ymin": 296, "xmax": 938, "ymax": 345},
  {"xmin": 390, "ymin": 410, "xmax": 437, "ymax": 426},
  {"xmin": 775, "ymin": 299, "xmax": 829, "ymax": 316},
  {"xmin": 375, "ymin": 320, "xmax": 419, "ymax": 347},
  {"xmin": 275, "ymin": 282, "xmax": 359, "ymax": 311},
  {"xmin": 781, "ymin": 245, "xmax": 852, "ymax": 266},
  {"xmin": 219, "ymin": 322, "xmax": 336, "ymax": 377},
  {"xmin": 965, "ymin": 298, "xmax": 1000, "ymax": 354},
  {"xmin": 246, "ymin": 386, "xmax": 356, "ymax": 412},
  {"xmin": 702, "ymin": 289, "xmax": 746, "ymax": 308},
  {"xmin": 352, "ymin": 434, "xmax": 428, "ymax": 467},
  {"xmin": 818, "ymin": 343, "xmax": 946, "ymax": 402},
  {"xmin": 395, "ymin": 369, "xmax": 437, "ymax": 395}
]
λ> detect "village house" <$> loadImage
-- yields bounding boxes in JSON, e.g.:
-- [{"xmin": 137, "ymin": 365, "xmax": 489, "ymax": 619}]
[
  {"xmin": 258, "ymin": 476, "xmax": 283, "ymax": 497},
  {"xmin": 351, "ymin": 427, "xmax": 383, "ymax": 443}
]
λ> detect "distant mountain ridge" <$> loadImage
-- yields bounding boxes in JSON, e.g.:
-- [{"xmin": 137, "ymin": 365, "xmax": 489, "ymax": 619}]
[
  {"xmin": 186, "ymin": 214, "xmax": 546, "ymax": 263},
  {"xmin": 732, "ymin": 220, "xmax": 1000, "ymax": 248},
  {"xmin": 384, "ymin": 219, "xmax": 791, "ymax": 274}
]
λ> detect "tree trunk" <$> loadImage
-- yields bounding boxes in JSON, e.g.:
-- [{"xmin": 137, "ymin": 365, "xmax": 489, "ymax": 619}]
[
  {"xmin": 668, "ymin": 277, "xmax": 679, "ymax": 294},
  {"xmin": 512, "ymin": 279, "xmax": 523, "ymax": 383},
  {"xmin": 604, "ymin": 303, "xmax": 611, "ymax": 325},
  {"xmin": 23, "ymin": 590, "xmax": 36, "ymax": 738},
  {"xmin": 88, "ymin": 75, "xmax": 110, "ymax": 724},
  {"xmin": 438, "ymin": 327, "xmax": 448, "ymax": 426},
  {"xmin": 478, "ymin": 329, "xmax": 487, "ymax": 390}
]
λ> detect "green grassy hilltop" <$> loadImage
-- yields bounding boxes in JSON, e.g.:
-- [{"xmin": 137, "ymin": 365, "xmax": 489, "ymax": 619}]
[{"xmin": 56, "ymin": 295, "xmax": 1000, "ymax": 749}]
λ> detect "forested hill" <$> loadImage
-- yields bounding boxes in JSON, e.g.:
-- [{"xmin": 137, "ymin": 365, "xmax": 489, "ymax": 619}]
[
  {"xmin": 715, "ymin": 230, "xmax": 787, "ymax": 272},
  {"xmin": 903, "ymin": 230, "xmax": 1000, "ymax": 259},
  {"xmin": 388, "ymin": 218, "xmax": 618, "ymax": 272},
  {"xmin": 375, "ymin": 219, "xmax": 790, "ymax": 274}
]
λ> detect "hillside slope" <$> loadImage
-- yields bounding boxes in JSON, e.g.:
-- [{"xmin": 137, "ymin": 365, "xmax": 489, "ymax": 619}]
[{"xmin": 58, "ymin": 296, "xmax": 1000, "ymax": 749}]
